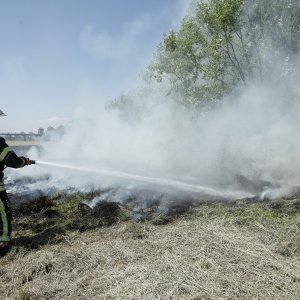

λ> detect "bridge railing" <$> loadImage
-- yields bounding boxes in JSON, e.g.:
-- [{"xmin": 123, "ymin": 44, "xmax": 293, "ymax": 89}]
[{"xmin": 0, "ymin": 133, "xmax": 43, "ymax": 141}]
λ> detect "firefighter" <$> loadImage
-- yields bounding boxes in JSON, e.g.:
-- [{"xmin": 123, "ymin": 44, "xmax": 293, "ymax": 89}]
[{"xmin": 0, "ymin": 113, "xmax": 34, "ymax": 255}]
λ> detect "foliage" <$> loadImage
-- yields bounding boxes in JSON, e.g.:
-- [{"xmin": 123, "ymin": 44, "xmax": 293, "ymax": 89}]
[{"xmin": 146, "ymin": 0, "xmax": 300, "ymax": 108}]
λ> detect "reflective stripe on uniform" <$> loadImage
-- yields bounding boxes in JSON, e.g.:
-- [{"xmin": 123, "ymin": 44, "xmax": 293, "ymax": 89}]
[
  {"xmin": 0, "ymin": 180, "xmax": 5, "ymax": 192},
  {"xmin": 0, "ymin": 146, "xmax": 11, "ymax": 162},
  {"xmin": 0, "ymin": 198, "xmax": 9, "ymax": 241}
]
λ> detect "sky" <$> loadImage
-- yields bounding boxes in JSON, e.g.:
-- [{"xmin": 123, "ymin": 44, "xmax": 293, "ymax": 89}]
[{"xmin": 0, "ymin": 0, "xmax": 190, "ymax": 132}]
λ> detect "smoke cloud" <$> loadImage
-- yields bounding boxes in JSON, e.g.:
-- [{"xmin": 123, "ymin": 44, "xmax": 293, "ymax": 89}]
[
  {"xmin": 9, "ymin": 76, "xmax": 300, "ymax": 203},
  {"xmin": 6, "ymin": 1, "xmax": 300, "ymax": 205}
]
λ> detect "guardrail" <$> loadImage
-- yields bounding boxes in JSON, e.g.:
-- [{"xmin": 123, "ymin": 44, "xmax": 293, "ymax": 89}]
[{"xmin": 0, "ymin": 133, "xmax": 42, "ymax": 141}]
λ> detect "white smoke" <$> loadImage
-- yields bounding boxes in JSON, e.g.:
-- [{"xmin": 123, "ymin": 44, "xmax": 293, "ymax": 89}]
[
  {"xmin": 6, "ymin": 1, "xmax": 300, "ymax": 204},
  {"xmin": 8, "ymin": 75, "xmax": 300, "ymax": 202}
]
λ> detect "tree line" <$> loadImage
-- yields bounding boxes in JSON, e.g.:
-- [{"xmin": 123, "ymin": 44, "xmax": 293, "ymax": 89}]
[{"xmin": 110, "ymin": 0, "xmax": 300, "ymax": 112}]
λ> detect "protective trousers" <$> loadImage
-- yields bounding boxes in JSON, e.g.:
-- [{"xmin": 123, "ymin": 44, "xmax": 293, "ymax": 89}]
[{"xmin": 0, "ymin": 191, "xmax": 12, "ymax": 242}]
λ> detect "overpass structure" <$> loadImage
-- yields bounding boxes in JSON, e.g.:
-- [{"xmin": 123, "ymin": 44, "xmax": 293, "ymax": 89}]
[
  {"xmin": 0, "ymin": 109, "xmax": 43, "ymax": 142},
  {"xmin": 0, "ymin": 133, "xmax": 42, "ymax": 141}
]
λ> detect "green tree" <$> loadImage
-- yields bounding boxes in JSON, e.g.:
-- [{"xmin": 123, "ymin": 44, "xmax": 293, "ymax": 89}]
[{"xmin": 146, "ymin": 0, "xmax": 300, "ymax": 109}]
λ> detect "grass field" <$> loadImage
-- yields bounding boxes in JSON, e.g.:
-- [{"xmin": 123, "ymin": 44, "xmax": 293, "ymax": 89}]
[{"xmin": 1, "ymin": 192, "xmax": 300, "ymax": 300}]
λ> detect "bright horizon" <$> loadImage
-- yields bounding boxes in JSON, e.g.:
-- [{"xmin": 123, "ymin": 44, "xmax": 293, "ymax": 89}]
[{"xmin": 0, "ymin": 0, "xmax": 190, "ymax": 133}]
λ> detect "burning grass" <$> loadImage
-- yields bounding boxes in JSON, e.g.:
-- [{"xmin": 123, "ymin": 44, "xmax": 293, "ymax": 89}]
[{"xmin": 1, "ymin": 192, "xmax": 300, "ymax": 299}]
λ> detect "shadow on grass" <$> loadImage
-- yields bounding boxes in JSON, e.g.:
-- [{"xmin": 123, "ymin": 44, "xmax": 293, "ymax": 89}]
[{"xmin": 13, "ymin": 226, "xmax": 66, "ymax": 249}]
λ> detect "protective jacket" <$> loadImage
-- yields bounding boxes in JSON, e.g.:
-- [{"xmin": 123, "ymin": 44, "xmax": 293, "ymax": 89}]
[
  {"xmin": 0, "ymin": 137, "xmax": 29, "ymax": 242},
  {"xmin": 0, "ymin": 137, "xmax": 28, "ymax": 191}
]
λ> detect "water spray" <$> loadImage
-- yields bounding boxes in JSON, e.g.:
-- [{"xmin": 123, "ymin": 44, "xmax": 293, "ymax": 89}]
[{"xmin": 35, "ymin": 160, "xmax": 253, "ymax": 199}]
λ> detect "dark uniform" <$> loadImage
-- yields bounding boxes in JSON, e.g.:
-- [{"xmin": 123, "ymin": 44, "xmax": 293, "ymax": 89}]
[{"xmin": 0, "ymin": 137, "xmax": 32, "ymax": 244}]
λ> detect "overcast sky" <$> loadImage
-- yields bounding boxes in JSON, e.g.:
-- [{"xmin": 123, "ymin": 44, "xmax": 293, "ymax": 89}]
[{"xmin": 0, "ymin": 0, "xmax": 190, "ymax": 132}]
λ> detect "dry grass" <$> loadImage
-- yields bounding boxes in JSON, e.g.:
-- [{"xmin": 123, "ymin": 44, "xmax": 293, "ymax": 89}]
[{"xmin": 1, "ymin": 196, "xmax": 300, "ymax": 300}]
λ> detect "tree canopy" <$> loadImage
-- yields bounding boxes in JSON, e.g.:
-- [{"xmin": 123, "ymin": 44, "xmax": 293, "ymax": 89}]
[{"xmin": 146, "ymin": 0, "xmax": 300, "ymax": 108}]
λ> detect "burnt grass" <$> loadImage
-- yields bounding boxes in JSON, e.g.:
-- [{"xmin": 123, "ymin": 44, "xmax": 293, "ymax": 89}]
[
  {"xmin": 8, "ymin": 188, "xmax": 200, "ymax": 250},
  {"xmin": 8, "ymin": 189, "xmax": 300, "ymax": 255},
  {"xmin": 11, "ymin": 191, "xmax": 123, "ymax": 249}
]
